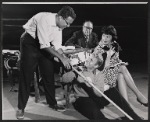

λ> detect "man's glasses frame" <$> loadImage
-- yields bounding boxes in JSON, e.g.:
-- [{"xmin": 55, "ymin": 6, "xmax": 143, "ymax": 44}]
[
  {"xmin": 63, "ymin": 18, "xmax": 70, "ymax": 26},
  {"xmin": 83, "ymin": 26, "xmax": 93, "ymax": 30}
]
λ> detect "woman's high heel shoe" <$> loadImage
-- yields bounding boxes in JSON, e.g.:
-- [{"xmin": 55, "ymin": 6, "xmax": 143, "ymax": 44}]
[{"xmin": 137, "ymin": 98, "xmax": 148, "ymax": 107}]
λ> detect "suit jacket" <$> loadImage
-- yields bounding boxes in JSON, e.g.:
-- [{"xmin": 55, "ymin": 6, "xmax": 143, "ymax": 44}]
[{"xmin": 65, "ymin": 30, "xmax": 99, "ymax": 49}]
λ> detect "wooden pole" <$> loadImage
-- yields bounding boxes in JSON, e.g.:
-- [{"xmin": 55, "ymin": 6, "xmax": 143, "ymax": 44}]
[{"xmin": 72, "ymin": 66, "xmax": 133, "ymax": 120}]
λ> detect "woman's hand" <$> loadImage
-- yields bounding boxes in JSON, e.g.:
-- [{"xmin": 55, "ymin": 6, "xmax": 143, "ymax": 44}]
[
  {"xmin": 106, "ymin": 47, "xmax": 115, "ymax": 57},
  {"xmin": 104, "ymin": 47, "xmax": 115, "ymax": 68}
]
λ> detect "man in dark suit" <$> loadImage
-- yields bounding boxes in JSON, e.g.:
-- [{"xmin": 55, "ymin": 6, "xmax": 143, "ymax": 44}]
[{"xmin": 65, "ymin": 21, "xmax": 99, "ymax": 49}]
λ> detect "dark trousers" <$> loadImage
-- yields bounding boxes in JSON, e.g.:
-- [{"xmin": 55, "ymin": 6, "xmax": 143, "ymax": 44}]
[
  {"xmin": 18, "ymin": 32, "xmax": 57, "ymax": 110},
  {"xmin": 73, "ymin": 87, "xmax": 142, "ymax": 120}
]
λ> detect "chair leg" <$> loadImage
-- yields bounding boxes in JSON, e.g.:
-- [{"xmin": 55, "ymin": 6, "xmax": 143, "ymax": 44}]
[
  {"xmin": 9, "ymin": 69, "xmax": 14, "ymax": 92},
  {"xmin": 65, "ymin": 83, "xmax": 73, "ymax": 108},
  {"xmin": 65, "ymin": 84, "xmax": 69, "ymax": 108},
  {"xmin": 8, "ymin": 69, "xmax": 18, "ymax": 92},
  {"xmin": 34, "ymin": 72, "xmax": 40, "ymax": 103}
]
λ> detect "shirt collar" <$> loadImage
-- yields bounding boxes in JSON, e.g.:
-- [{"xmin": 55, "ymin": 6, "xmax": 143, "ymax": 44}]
[{"xmin": 52, "ymin": 13, "xmax": 62, "ymax": 31}]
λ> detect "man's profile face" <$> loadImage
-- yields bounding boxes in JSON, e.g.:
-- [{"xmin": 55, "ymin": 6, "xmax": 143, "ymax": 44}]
[
  {"xmin": 82, "ymin": 22, "xmax": 93, "ymax": 38},
  {"xmin": 58, "ymin": 16, "xmax": 74, "ymax": 29}
]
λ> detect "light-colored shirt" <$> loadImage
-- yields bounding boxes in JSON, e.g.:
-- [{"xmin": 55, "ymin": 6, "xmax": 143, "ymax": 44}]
[
  {"xmin": 23, "ymin": 12, "xmax": 62, "ymax": 50},
  {"xmin": 74, "ymin": 70, "xmax": 109, "ymax": 97}
]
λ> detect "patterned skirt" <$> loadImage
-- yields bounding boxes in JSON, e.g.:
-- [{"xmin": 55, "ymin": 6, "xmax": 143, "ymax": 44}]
[{"xmin": 103, "ymin": 65, "xmax": 120, "ymax": 88}]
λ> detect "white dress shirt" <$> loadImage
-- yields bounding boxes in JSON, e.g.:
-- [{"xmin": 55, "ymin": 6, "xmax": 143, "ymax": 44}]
[{"xmin": 23, "ymin": 12, "xmax": 62, "ymax": 50}]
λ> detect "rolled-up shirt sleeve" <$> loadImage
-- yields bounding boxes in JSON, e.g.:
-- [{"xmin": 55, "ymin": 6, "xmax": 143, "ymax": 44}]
[
  {"xmin": 51, "ymin": 29, "xmax": 62, "ymax": 50},
  {"xmin": 37, "ymin": 15, "xmax": 62, "ymax": 50},
  {"xmin": 37, "ymin": 16, "xmax": 53, "ymax": 49}
]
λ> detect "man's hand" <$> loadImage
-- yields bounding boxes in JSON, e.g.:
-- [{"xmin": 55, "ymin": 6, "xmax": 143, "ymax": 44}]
[
  {"xmin": 54, "ymin": 57, "xmax": 60, "ymax": 62},
  {"xmin": 60, "ymin": 57, "xmax": 71, "ymax": 69}
]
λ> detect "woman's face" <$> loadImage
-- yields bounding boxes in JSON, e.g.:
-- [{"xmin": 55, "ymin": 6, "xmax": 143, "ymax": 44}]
[
  {"xmin": 101, "ymin": 34, "xmax": 112, "ymax": 46},
  {"xmin": 85, "ymin": 56, "xmax": 98, "ymax": 69}
]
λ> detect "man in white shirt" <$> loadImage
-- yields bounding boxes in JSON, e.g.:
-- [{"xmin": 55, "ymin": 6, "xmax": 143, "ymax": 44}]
[{"xmin": 17, "ymin": 6, "xmax": 76, "ymax": 120}]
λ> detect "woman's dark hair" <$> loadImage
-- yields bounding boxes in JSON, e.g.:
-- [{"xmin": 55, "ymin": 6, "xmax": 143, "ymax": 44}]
[
  {"xmin": 58, "ymin": 6, "xmax": 76, "ymax": 20},
  {"xmin": 111, "ymin": 41, "xmax": 122, "ymax": 52},
  {"xmin": 101, "ymin": 25, "xmax": 122, "ymax": 52},
  {"xmin": 101, "ymin": 25, "xmax": 118, "ymax": 41}
]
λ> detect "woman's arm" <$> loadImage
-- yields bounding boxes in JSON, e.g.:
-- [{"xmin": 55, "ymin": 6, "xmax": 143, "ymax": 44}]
[
  {"xmin": 77, "ymin": 75, "xmax": 92, "ymax": 87},
  {"xmin": 77, "ymin": 71, "xmax": 104, "ymax": 97},
  {"xmin": 104, "ymin": 47, "xmax": 115, "ymax": 68},
  {"xmin": 92, "ymin": 71, "xmax": 105, "ymax": 97}
]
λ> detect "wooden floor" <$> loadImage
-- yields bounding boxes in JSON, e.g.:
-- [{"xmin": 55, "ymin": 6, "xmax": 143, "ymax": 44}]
[{"xmin": 2, "ymin": 68, "xmax": 149, "ymax": 120}]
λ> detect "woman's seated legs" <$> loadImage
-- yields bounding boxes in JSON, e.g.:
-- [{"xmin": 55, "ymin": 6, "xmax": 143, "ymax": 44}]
[
  {"xmin": 118, "ymin": 65, "xmax": 148, "ymax": 104},
  {"xmin": 117, "ymin": 73, "xmax": 129, "ymax": 102}
]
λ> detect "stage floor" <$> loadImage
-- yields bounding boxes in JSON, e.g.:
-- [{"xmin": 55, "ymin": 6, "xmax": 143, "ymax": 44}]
[{"xmin": 2, "ymin": 67, "xmax": 149, "ymax": 120}]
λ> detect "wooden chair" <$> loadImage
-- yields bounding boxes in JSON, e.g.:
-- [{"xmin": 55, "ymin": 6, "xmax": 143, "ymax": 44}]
[{"xmin": 3, "ymin": 53, "xmax": 20, "ymax": 92}]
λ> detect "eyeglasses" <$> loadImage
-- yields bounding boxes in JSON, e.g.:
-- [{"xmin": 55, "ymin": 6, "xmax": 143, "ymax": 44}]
[
  {"xmin": 83, "ymin": 26, "xmax": 93, "ymax": 30},
  {"xmin": 63, "ymin": 18, "xmax": 70, "ymax": 26}
]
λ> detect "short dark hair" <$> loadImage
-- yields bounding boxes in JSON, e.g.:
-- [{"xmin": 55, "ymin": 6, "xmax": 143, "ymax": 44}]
[
  {"xmin": 101, "ymin": 25, "xmax": 118, "ymax": 41},
  {"xmin": 58, "ymin": 6, "xmax": 76, "ymax": 20},
  {"xmin": 101, "ymin": 25, "xmax": 122, "ymax": 52}
]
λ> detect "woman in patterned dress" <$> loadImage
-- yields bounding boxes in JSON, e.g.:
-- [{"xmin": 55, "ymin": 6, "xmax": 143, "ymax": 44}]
[{"xmin": 93, "ymin": 25, "xmax": 148, "ymax": 107}]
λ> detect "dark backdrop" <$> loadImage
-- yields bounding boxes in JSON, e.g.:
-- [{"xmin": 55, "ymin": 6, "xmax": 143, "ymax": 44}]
[{"xmin": 2, "ymin": 4, "xmax": 148, "ymax": 69}]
